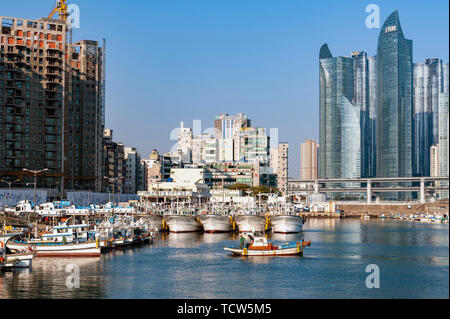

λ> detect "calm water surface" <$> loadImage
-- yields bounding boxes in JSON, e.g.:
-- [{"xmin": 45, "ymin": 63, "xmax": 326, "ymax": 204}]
[{"xmin": 1, "ymin": 219, "xmax": 448, "ymax": 299}]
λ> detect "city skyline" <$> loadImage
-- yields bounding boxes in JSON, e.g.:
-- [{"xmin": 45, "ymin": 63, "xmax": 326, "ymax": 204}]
[{"xmin": 1, "ymin": 1, "xmax": 448, "ymax": 179}]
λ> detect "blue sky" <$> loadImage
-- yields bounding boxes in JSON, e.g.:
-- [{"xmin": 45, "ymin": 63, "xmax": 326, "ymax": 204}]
[{"xmin": 2, "ymin": 0, "xmax": 449, "ymax": 177}]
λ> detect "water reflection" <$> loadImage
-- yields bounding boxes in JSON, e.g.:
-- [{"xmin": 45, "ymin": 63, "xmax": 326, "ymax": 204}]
[
  {"xmin": 269, "ymin": 232, "xmax": 303, "ymax": 242},
  {"xmin": 1, "ymin": 257, "xmax": 106, "ymax": 299},
  {"xmin": 202, "ymin": 232, "xmax": 235, "ymax": 244},
  {"xmin": 159, "ymin": 232, "xmax": 203, "ymax": 248},
  {"xmin": 0, "ymin": 219, "xmax": 448, "ymax": 299}
]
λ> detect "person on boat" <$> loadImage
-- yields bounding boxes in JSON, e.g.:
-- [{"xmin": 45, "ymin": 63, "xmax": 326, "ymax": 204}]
[{"xmin": 240, "ymin": 237, "xmax": 245, "ymax": 249}]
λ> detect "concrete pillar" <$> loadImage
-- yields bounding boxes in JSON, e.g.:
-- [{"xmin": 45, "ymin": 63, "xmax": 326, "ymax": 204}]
[
  {"xmin": 367, "ymin": 180, "xmax": 372, "ymax": 204},
  {"xmin": 314, "ymin": 180, "xmax": 319, "ymax": 194},
  {"xmin": 420, "ymin": 178, "xmax": 425, "ymax": 204}
]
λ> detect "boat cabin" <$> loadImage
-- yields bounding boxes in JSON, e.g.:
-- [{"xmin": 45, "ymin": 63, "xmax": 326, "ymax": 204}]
[{"xmin": 33, "ymin": 223, "xmax": 93, "ymax": 243}]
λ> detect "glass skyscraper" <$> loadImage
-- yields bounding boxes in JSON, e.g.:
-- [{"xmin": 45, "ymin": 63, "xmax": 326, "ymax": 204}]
[
  {"xmin": 353, "ymin": 51, "xmax": 377, "ymax": 178},
  {"xmin": 368, "ymin": 56, "xmax": 378, "ymax": 178},
  {"xmin": 376, "ymin": 10, "xmax": 413, "ymax": 179},
  {"xmin": 319, "ymin": 44, "xmax": 354, "ymax": 180},
  {"xmin": 412, "ymin": 59, "xmax": 447, "ymax": 177},
  {"xmin": 413, "ymin": 62, "xmax": 433, "ymax": 177},
  {"xmin": 341, "ymin": 96, "xmax": 361, "ymax": 180}
]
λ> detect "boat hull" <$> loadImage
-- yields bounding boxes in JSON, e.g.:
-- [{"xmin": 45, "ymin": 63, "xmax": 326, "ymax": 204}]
[
  {"xmin": 2, "ymin": 253, "xmax": 34, "ymax": 268},
  {"xmin": 270, "ymin": 215, "xmax": 303, "ymax": 234},
  {"xmin": 7, "ymin": 241, "xmax": 101, "ymax": 257},
  {"xmin": 234, "ymin": 215, "xmax": 266, "ymax": 233},
  {"xmin": 144, "ymin": 215, "xmax": 164, "ymax": 232},
  {"xmin": 198, "ymin": 215, "xmax": 234, "ymax": 233},
  {"xmin": 224, "ymin": 246, "xmax": 304, "ymax": 256},
  {"xmin": 164, "ymin": 215, "xmax": 203, "ymax": 233}
]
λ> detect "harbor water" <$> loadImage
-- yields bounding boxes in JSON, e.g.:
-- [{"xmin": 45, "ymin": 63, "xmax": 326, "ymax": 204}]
[{"xmin": 0, "ymin": 219, "xmax": 448, "ymax": 299}]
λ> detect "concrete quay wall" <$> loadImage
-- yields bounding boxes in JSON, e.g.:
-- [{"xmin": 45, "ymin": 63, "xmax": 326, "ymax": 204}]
[{"xmin": 335, "ymin": 201, "xmax": 449, "ymax": 217}]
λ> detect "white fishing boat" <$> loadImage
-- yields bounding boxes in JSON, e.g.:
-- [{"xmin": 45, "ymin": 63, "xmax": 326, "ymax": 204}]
[
  {"xmin": 198, "ymin": 213, "xmax": 234, "ymax": 233},
  {"xmin": 64, "ymin": 205, "xmax": 93, "ymax": 216},
  {"xmin": 5, "ymin": 200, "xmax": 35, "ymax": 217},
  {"xmin": 142, "ymin": 214, "xmax": 165, "ymax": 232},
  {"xmin": 270, "ymin": 214, "xmax": 303, "ymax": 234},
  {"xmin": 90, "ymin": 203, "xmax": 114, "ymax": 215},
  {"xmin": 38, "ymin": 202, "xmax": 67, "ymax": 217},
  {"xmin": 163, "ymin": 213, "xmax": 203, "ymax": 233},
  {"xmin": 234, "ymin": 213, "xmax": 266, "ymax": 233},
  {"xmin": 6, "ymin": 222, "xmax": 102, "ymax": 257},
  {"xmin": 7, "ymin": 240, "xmax": 101, "ymax": 257}
]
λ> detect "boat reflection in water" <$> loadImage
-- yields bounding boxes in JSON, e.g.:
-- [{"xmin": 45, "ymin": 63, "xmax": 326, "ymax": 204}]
[
  {"xmin": 160, "ymin": 232, "xmax": 203, "ymax": 248},
  {"xmin": 202, "ymin": 232, "xmax": 235, "ymax": 244},
  {"xmin": 0, "ymin": 256, "xmax": 106, "ymax": 299},
  {"xmin": 269, "ymin": 232, "xmax": 303, "ymax": 243}
]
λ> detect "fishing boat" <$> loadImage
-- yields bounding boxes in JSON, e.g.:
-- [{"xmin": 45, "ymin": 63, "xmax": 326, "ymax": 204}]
[
  {"xmin": 1, "ymin": 229, "xmax": 35, "ymax": 269},
  {"xmin": 198, "ymin": 213, "xmax": 234, "ymax": 233},
  {"xmin": 142, "ymin": 214, "xmax": 165, "ymax": 232},
  {"xmin": 270, "ymin": 214, "xmax": 303, "ymax": 234},
  {"xmin": 163, "ymin": 211, "xmax": 203, "ymax": 233},
  {"xmin": 64, "ymin": 205, "xmax": 93, "ymax": 216},
  {"xmin": 5, "ymin": 200, "xmax": 35, "ymax": 217},
  {"xmin": 6, "ymin": 222, "xmax": 102, "ymax": 257},
  {"xmin": 38, "ymin": 202, "xmax": 68, "ymax": 218},
  {"xmin": 224, "ymin": 232, "xmax": 311, "ymax": 256},
  {"xmin": 234, "ymin": 213, "xmax": 267, "ymax": 233}
]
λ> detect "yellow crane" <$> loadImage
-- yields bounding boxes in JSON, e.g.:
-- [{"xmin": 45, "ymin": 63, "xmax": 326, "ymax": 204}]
[{"xmin": 48, "ymin": 0, "xmax": 69, "ymax": 21}]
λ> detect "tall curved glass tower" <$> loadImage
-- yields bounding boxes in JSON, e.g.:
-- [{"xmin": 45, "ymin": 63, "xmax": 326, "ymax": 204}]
[
  {"xmin": 319, "ymin": 44, "xmax": 354, "ymax": 180},
  {"xmin": 376, "ymin": 10, "xmax": 413, "ymax": 179}
]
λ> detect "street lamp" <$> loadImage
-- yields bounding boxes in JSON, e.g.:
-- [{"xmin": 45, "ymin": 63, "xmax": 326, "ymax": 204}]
[
  {"xmin": 1, "ymin": 178, "xmax": 20, "ymax": 208},
  {"xmin": 22, "ymin": 168, "xmax": 48, "ymax": 239}
]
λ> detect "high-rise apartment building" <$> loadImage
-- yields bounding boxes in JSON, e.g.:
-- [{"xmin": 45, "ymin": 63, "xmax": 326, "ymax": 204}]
[
  {"xmin": 277, "ymin": 143, "xmax": 288, "ymax": 194},
  {"xmin": 0, "ymin": 15, "xmax": 105, "ymax": 192},
  {"xmin": 235, "ymin": 127, "xmax": 270, "ymax": 164},
  {"xmin": 177, "ymin": 122, "xmax": 192, "ymax": 164},
  {"xmin": 123, "ymin": 146, "xmax": 142, "ymax": 194},
  {"xmin": 103, "ymin": 129, "xmax": 124, "ymax": 194},
  {"xmin": 214, "ymin": 113, "xmax": 251, "ymax": 139},
  {"xmin": 376, "ymin": 11, "xmax": 413, "ymax": 179},
  {"xmin": 300, "ymin": 139, "xmax": 318, "ymax": 180}
]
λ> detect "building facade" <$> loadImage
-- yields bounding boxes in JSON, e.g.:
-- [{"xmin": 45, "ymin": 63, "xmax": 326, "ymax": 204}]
[
  {"xmin": 300, "ymin": 139, "xmax": 318, "ymax": 180},
  {"xmin": 376, "ymin": 10, "xmax": 413, "ymax": 179},
  {"xmin": 319, "ymin": 43, "xmax": 354, "ymax": 180},
  {"xmin": 277, "ymin": 143, "xmax": 288, "ymax": 194},
  {"xmin": 0, "ymin": 16, "xmax": 105, "ymax": 193},
  {"xmin": 103, "ymin": 129, "xmax": 124, "ymax": 194},
  {"xmin": 123, "ymin": 146, "xmax": 142, "ymax": 194}
]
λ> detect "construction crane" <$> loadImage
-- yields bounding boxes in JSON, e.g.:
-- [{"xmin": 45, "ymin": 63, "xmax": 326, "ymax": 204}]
[{"xmin": 48, "ymin": 0, "xmax": 69, "ymax": 21}]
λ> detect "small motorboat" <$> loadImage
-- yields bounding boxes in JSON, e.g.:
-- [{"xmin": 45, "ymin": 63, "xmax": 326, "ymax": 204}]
[
  {"xmin": 1, "ymin": 231, "xmax": 35, "ymax": 269},
  {"xmin": 224, "ymin": 232, "xmax": 311, "ymax": 256}
]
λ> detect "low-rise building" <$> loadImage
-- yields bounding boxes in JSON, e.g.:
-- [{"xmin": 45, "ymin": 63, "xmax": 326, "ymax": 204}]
[{"xmin": 138, "ymin": 168, "xmax": 210, "ymax": 203}]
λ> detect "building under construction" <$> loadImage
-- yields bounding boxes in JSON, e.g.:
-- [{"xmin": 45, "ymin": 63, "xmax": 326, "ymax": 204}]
[{"xmin": 0, "ymin": 7, "xmax": 106, "ymax": 194}]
